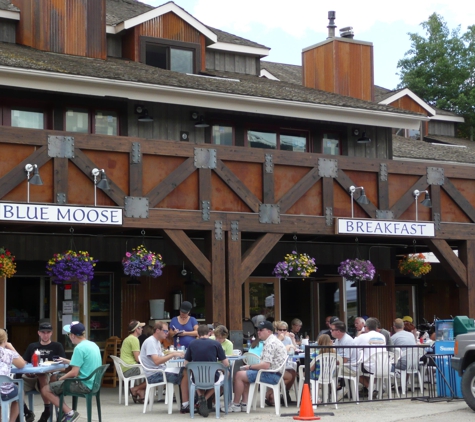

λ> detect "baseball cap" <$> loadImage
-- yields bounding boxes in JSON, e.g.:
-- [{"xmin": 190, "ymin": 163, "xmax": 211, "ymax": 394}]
[
  {"xmin": 330, "ymin": 316, "xmax": 339, "ymax": 324},
  {"xmin": 180, "ymin": 301, "xmax": 192, "ymax": 313},
  {"xmin": 257, "ymin": 321, "xmax": 274, "ymax": 331},
  {"xmin": 128, "ymin": 320, "xmax": 146, "ymax": 332},
  {"xmin": 39, "ymin": 322, "xmax": 53, "ymax": 332},
  {"xmin": 63, "ymin": 321, "xmax": 86, "ymax": 336},
  {"xmin": 402, "ymin": 316, "xmax": 413, "ymax": 323}
]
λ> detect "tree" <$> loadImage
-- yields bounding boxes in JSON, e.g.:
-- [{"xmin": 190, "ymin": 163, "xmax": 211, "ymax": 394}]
[{"xmin": 397, "ymin": 13, "xmax": 475, "ymax": 139}]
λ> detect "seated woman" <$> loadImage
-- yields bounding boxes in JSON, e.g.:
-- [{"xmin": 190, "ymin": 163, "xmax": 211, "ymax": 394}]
[
  {"xmin": 0, "ymin": 328, "xmax": 26, "ymax": 422},
  {"xmin": 266, "ymin": 321, "xmax": 297, "ymax": 406},
  {"xmin": 309, "ymin": 334, "xmax": 336, "ymax": 404}
]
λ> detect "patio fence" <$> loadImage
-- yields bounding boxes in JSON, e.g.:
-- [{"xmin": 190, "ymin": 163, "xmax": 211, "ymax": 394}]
[{"xmin": 298, "ymin": 345, "xmax": 462, "ymax": 405}]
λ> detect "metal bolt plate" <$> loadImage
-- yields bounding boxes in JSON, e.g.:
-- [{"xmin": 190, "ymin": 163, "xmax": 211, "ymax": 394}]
[{"xmin": 124, "ymin": 196, "xmax": 149, "ymax": 218}]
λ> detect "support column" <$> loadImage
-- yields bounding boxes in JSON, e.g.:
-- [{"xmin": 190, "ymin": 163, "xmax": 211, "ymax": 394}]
[
  {"xmin": 209, "ymin": 230, "xmax": 226, "ymax": 324},
  {"xmin": 458, "ymin": 240, "xmax": 475, "ymax": 317},
  {"xmin": 227, "ymin": 229, "xmax": 242, "ymax": 347}
]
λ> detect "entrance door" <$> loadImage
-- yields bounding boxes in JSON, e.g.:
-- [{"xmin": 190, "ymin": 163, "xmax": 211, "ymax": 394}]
[
  {"xmin": 395, "ymin": 285, "xmax": 415, "ymax": 319},
  {"xmin": 243, "ymin": 277, "xmax": 280, "ymax": 326}
]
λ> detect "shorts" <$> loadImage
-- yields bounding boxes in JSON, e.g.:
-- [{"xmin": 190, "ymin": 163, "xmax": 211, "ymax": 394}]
[
  {"xmin": 50, "ymin": 380, "xmax": 91, "ymax": 396},
  {"xmin": 147, "ymin": 367, "xmax": 184, "ymax": 386},
  {"xmin": 246, "ymin": 370, "xmax": 281, "ymax": 385},
  {"xmin": 340, "ymin": 366, "xmax": 357, "ymax": 377},
  {"xmin": 361, "ymin": 363, "xmax": 373, "ymax": 375},
  {"xmin": 1, "ymin": 384, "xmax": 18, "ymax": 401},
  {"xmin": 123, "ymin": 367, "xmax": 141, "ymax": 378},
  {"xmin": 23, "ymin": 373, "xmax": 52, "ymax": 392}
]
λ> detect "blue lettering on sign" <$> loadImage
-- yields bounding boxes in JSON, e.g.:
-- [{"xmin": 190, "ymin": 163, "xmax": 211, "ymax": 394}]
[
  {"xmin": 356, "ymin": 221, "xmax": 363, "ymax": 232},
  {"xmin": 73, "ymin": 209, "xmax": 85, "ymax": 221},
  {"xmin": 3, "ymin": 205, "xmax": 13, "ymax": 218},
  {"xmin": 110, "ymin": 210, "xmax": 120, "ymax": 223},
  {"xmin": 384, "ymin": 223, "xmax": 392, "ymax": 234},
  {"xmin": 87, "ymin": 210, "xmax": 99, "ymax": 222},
  {"xmin": 400, "ymin": 224, "xmax": 409, "ymax": 235},
  {"xmin": 16, "ymin": 206, "xmax": 26, "ymax": 219},
  {"xmin": 410, "ymin": 224, "xmax": 417, "ymax": 234},
  {"xmin": 57, "ymin": 208, "xmax": 70, "ymax": 221},
  {"xmin": 346, "ymin": 221, "xmax": 354, "ymax": 232},
  {"xmin": 366, "ymin": 221, "xmax": 373, "ymax": 232},
  {"xmin": 40, "ymin": 207, "xmax": 49, "ymax": 220},
  {"xmin": 374, "ymin": 222, "xmax": 382, "ymax": 233},
  {"xmin": 417, "ymin": 224, "xmax": 425, "ymax": 235}
]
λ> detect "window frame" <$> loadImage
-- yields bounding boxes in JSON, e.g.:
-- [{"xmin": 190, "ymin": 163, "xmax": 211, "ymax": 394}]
[
  {"xmin": 63, "ymin": 107, "xmax": 119, "ymax": 136},
  {"xmin": 245, "ymin": 125, "xmax": 310, "ymax": 152},
  {"xmin": 210, "ymin": 124, "xmax": 235, "ymax": 146},
  {"xmin": 140, "ymin": 36, "xmax": 201, "ymax": 74},
  {"xmin": 1, "ymin": 102, "xmax": 52, "ymax": 129},
  {"xmin": 321, "ymin": 132, "xmax": 342, "ymax": 155}
]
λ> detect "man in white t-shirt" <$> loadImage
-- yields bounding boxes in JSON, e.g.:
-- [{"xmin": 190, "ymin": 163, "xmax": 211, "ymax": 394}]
[
  {"xmin": 391, "ymin": 318, "xmax": 417, "ymax": 370},
  {"xmin": 331, "ymin": 320, "xmax": 357, "ymax": 376},
  {"xmin": 354, "ymin": 317, "xmax": 386, "ymax": 389}
]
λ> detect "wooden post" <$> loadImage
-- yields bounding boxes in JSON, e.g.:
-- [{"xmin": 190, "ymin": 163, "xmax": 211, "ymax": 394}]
[
  {"xmin": 210, "ymin": 230, "xmax": 226, "ymax": 324},
  {"xmin": 0, "ymin": 276, "xmax": 5, "ymax": 330},
  {"xmin": 458, "ymin": 240, "xmax": 475, "ymax": 317}
]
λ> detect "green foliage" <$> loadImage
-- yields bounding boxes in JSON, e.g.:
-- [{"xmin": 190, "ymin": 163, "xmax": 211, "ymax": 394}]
[{"xmin": 397, "ymin": 13, "xmax": 475, "ymax": 138}]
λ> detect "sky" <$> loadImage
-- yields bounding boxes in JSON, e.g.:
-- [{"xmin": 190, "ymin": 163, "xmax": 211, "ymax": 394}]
[{"xmin": 143, "ymin": 0, "xmax": 474, "ymax": 90}]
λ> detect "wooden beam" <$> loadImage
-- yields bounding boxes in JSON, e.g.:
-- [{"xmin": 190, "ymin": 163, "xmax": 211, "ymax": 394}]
[
  {"xmin": 335, "ymin": 169, "xmax": 378, "ymax": 218},
  {"xmin": 458, "ymin": 240, "xmax": 475, "ymax": 317},
  {"xmin": 71, "ymin": 149, "xmax": 126, "ymax": 206},
  {"xmin": 129, "ymin": 147, "xmax": 143, "ymax": 197},
  {"xmin": 262, "ymin": 161, "xmax": 274, "ymax": 204},
  {"xmin": 377, "ymin": 168, "xmax": 389, "ymax": 211},
  {"xmin": 425, "ymin": 239, "xmax": 467, "ymax": 287},
  {"xmin": 278, "ymin": 167, "xmax": 321, "ymax": 213},
  {"xmin": 0, "ymin": 145, "xmax": 49, "ymax": 198},
  {"xmin": 210, "ymin": 232, "xmax": 226, "ymax": 323},
  {"xmin": 389, "ymin": 176, "xmax": 428, "ymax": 220},
  {"xmin": 199, "ymin": 168, "xmax": 212, "ymax": 204},
  {"xmin": 227, "ymin": 230, "xmax": 242, "ymax": 332},
  {"xmin": 430, "ymin": 185, "xmax": 441, "ymax": 221},
  {"xmin": 214, "ymin": 159, "xmax": 261, "ymax": 213},
  {"xmin": 240, "ymin": 233, "xmax": 283, "ymax": 283},
  {"xmin": 53, "ymin": 157, "xmax": 69, "ymax": 203},
  {"xmin": 442, "ymin": 178, "xmax": 475, "ymax": 223},
  {"xmin": 162, "ymin": 229, "xmax": 211, "ymax": 283},
  {"xmin": 322, "ymin": 176, "xmax": 333, "ymax": 218},
  {"xmin": 146, "ymin": 157, "xmax": 196, "ymax": 208}
]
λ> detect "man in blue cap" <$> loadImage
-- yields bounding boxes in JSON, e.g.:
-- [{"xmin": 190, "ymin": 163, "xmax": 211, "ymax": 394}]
[{"xmin": 41, "ymin": 321, "xmax": 101, "ymax": 422}]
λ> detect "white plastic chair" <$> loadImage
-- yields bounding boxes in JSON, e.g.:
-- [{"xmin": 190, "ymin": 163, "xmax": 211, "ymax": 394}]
[
  {"xmin": 232, "ymin": 349, "xmax": 242, "ymax": 356},
  {"xmin": 138, "ymin": 356, "xmax": 180, "ymax": 414},
  {"xmin": 400, "ymin": 347, "xmax": 424, "ymax": 395},
  {"xmin": 363, "ymin": 350, "xmax": 392, "ymax": 400},
  {"xmin": 309, "ymin": 353, "xmax": 339, "ymax": 409},
  {"xmin": 110, "ymin": 355, "xmax": 145, "ymax": 406},
  {"xmin": 296, "ymin": 364, "xmax": 305, "ymax": 407},
  {"xmin": 242, "ymin": 352, "xmax": 260, "ymax": 365},
  {"xmin": 0, "ymin": 376, "xmax": 24, "ymax": 422},
  {"xmin": 247, "ymin": 359, "xmax": 288, "ymax": 416}
]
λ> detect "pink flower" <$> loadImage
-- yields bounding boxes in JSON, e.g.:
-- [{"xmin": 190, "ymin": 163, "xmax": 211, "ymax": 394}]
[{"xmin": 126, "ymin": 252, "xmax": 131, "ymax": 257}]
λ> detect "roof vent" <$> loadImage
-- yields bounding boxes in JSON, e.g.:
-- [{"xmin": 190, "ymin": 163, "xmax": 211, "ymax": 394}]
[
  {"xmin": 327, "ymin": 11, "xmax": 336, "ymax": 38},
  {"xmin": 340, "ymin": 26, "xmax": 354, "ymax": 39}
]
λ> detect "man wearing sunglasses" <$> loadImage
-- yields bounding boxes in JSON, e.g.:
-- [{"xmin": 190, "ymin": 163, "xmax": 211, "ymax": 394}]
[{"xmin": 41, "ymin": 321, "xmax": 102, "ymax": 422}]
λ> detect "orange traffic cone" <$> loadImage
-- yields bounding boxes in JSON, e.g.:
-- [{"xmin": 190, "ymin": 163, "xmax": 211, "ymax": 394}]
[{"xmin": 293, "ymin": 383, "xmax": 320, "ymax": 421}]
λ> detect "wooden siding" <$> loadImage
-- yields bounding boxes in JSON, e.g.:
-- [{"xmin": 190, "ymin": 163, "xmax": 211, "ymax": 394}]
[
  {"xmin": 121, "ymin": 11, "xmax": 205, "ymax": 63},
  {"xmin": 206, "ymin": 51, "xmax": 259, "ymax": 75},
  {"xmin": 0, "ymin": 19, "xmax": 16, "ymax": 43},
  {"xmin": 303, "ymin": 39, "xmax": 373, "ymax": 101},
  {"xmin": 429, "ymin": 121, "xmax": 456, "ymax": 137},
  {"xmin": 13, "ymin": 0, "xmax": 106, "ymax": 59}
]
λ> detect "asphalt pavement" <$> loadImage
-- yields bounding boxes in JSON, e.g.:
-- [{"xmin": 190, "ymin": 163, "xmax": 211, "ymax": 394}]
[{"xmin": 26, "ymin": 387, "xmax": 474, "ymax": 422}]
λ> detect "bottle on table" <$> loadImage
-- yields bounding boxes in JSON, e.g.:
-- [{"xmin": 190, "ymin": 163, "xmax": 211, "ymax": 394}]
[{"xmin": 32, "ymin": 349, "xmax": 40, "ymax": 367}]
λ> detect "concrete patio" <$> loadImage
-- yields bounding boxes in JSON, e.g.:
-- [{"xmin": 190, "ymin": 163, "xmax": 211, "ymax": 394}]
[{"xmin": 26, "ymin": 386, "xmax": 472, "ymax": 422}]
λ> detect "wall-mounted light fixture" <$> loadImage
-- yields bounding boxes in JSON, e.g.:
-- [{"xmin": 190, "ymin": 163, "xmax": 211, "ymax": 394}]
[
  {"xmin": 135, "ymin": 104, "xmax": 153, "ymax": 122},
  {"xmin": 413, "ymin": 189, "xmax": 432, "ymax": 221},
  {"xmin": 194, "ymin": 116, "xmax": 209, "ymax": 128},
  {"xmin": 25, "ymin": 163, "xmax": 43, "ymax": 203},
  {"xmin": 349, "ymin": 185, "xmax": 369, "ymax": 218},
  {"xmin": 373, "ymin": 274, "xmax": 387, "ymax": 287},
  {"xmin": 92, "ymin": 168, "xmax": 110, "ymax": 206},
  {"xmin": 357, "ymin": 131, "xmax": 371, "ymax": 144}
]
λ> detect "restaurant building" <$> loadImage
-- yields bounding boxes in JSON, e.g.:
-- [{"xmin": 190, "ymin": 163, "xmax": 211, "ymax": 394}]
[{"xmin": 0, "ymin": 0, "xmax": 473, "ymax": 352}]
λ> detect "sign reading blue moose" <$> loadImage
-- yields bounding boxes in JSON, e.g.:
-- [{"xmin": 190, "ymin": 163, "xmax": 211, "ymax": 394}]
[
  {"xmin": 336, "ymin": 218, "xmax": 435, "ymax": 237},
  {"xmin": 0, "ymin": 202, "xmax": 122, "ymax": 225}
]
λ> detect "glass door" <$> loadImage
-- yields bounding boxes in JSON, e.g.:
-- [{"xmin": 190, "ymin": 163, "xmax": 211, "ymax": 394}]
[{"xmin": 243, "ymin": 277, "xmax": 281, "ymax": 325}]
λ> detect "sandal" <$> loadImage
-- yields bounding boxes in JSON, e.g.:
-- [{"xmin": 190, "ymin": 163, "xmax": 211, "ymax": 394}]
[
  {"xmin": 265, "ymin": 398, "xmax": 275, "ymax": 407},
  {"xmin": 129, "ymin": 388, "xmax": 139, "ymax": 404}
]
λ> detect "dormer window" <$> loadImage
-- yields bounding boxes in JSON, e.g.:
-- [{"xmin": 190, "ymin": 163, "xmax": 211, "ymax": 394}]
[{"xmin": 141, "ymin": 37, "xmax": 200, "ymax": 74}]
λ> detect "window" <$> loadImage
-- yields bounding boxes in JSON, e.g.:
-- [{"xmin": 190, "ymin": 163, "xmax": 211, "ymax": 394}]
[
  {"xmin": 65, "ymin": 109, "xmax": 118, "ymax": 136},
  {"xmin": 212, "ymin": 125, "xmax": 233, "ymax": 146},
  {"xmin": 141, "ymin": 37, "xmax": 200, "ymax": 74},
  {"xmin": 247, "ymin": 129, "xmax": 308, "ymax": 151},
  {"xmin": 322, "ymin": 134, "xmax": 340, "ymax": 155},
  {"xmin": 11, "ymin": 109, "xmax": 44, "ymax": 129}
]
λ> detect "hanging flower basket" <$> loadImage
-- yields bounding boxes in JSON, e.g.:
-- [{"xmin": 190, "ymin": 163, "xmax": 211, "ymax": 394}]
[
  {"xmin": 338, "ymin": 258, "xmax": 375, "ymax": 282},
  {"xmin": 122, "ymin": 245, "xmax": 165, "ymax": 278},
  {"xmin": 0, "ymin": 247, "xmax": 16, "ymax": 278},
  {"xmin": 273, "ymin": 251, "xmax": 317, "ymax": 279},
  {"xmin": 398, "ymin": 253, "xmax": 431, "ymax": 278},
  {"xmin": 46, "ymin": 250, "xmax": 97, "ymax": 284}
]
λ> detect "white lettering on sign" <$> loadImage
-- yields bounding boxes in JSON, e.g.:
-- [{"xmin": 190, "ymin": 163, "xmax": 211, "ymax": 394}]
[
  {"xmin": 0, "ymin": 203, "xmax": 123, "ymax": 225},
  {"xmin": 336, "ymin": 218, "xmax": 435, "ymax": 237}
]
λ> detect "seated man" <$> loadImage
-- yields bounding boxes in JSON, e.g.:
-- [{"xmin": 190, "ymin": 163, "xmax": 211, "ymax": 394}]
[
  {"xmin": 391, "ymin": 318, "xmax": 416, "ymax": 370},
  {"xmin": 184, "ymin": 324, "xmax": 229, "ymax": 417},
  {"xmin": 230, "ymin": 320, "xmax": 287, "ymax": 412},
  {"xmin": 139, "ymin": 322, "xmax": 186, "ymax": 408},
  {"xmin": 41, "ymin": 322, "xmax": 102, "ymax": 422},
  {"xmin": 120, "ymin": 320, "xmax": 146, "ymax": 403},
  {"xmin": 22, "ymin": 322, "xmax": 66, "ymax": 422}
]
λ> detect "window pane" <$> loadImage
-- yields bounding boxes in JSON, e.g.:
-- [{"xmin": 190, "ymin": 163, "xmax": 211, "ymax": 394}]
[
  {"xmin": 323, "ymin": 134, "xmax": 340, "ymax": 155},
  {"xmin": 212, "ymin": 126, "xmax": 233, "ymax": 146},
  {"xmin": 281, "ymin": 134, "xmax": 307, "ymax": 152},
  {"xmin": 248, "ymin": 130, "xmax": 276, "ymax": 149},
  {"xmin": 146, "ymin": 44, "xmax": 167, "ymax": 69},
  {"xmin": 95, "ymin": 111, "xmax": 117, "ymax": 136},
  {"xmin": 11, "ymin": 110, "xmax": 44, "ymax": 129},
  {"xmin": 170, "ymin": 48, "xmax": 193, "ymax": 74},
  {"xmin": 65, "ymin": 110, "xmax": 89, "ymax": 133}
]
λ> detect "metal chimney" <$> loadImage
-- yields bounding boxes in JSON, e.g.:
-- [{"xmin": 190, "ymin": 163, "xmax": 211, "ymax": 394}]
[
  {"xmin": 327, "ymin": 11, "xmax": 336, "ymax": 38},
  {"xmin": 340, "ymin": 26, "xmax": 354, "ymax": 39}
]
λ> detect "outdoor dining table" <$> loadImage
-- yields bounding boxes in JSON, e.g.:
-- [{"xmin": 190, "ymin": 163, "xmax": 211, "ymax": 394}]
[{"xmin": 11, "ymin": 362, "xmax": 69, "ymax": 374}]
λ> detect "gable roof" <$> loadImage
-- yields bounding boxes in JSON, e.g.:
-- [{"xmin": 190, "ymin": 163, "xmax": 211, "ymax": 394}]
[
  {"xmin": 0, "ymin": 41, "xmax": 424, "ymax": 129},
  {"xmin": 0, "ymin": 0, "xmax": 19, "ymax": 19},
  {"xmin": 260, "ymin": 61, "xmax": 302, "ymax": 85}
]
